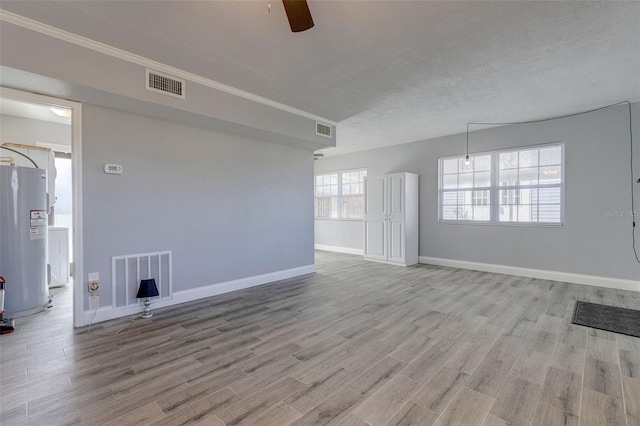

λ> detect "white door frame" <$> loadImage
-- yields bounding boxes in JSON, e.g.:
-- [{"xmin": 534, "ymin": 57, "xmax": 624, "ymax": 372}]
[{"xmin": 0, "ymin": 87, "xmax": 84, "ymax": 327}]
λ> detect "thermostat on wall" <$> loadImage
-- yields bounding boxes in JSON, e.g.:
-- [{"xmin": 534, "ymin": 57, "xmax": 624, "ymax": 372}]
[{"xmin": 104, "ymin": 164, "xmax": 123, "ymax": 175}]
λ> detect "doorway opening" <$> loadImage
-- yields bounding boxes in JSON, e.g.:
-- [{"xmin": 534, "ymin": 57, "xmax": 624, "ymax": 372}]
[{"xmin": 0, "ymin": 88, "xmax": 83, "ymax": 327}]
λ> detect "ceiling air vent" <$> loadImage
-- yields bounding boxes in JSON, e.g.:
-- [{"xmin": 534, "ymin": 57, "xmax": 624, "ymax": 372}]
[
  {"xmin": 145, "ymin": 69, "xmax": 185, "ymax": 99},
  {"xmin": 316, "ymin": 122, "xmax": 332, "ymax": 138}
]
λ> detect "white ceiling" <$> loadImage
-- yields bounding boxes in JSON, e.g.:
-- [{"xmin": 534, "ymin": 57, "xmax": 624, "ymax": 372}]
[
  {"xmin": 1, "ymin": 1, "xmax": 638, "ymax": 156},
  {"xmin": 0, "ymin": 97, "xmax": 72, "ymax": 125}
]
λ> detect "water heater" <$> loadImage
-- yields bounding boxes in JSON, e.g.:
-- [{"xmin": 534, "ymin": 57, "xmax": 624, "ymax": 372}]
[{"xmin": 0, "ymin": 165, "xmax": 50, "ymax": 316}]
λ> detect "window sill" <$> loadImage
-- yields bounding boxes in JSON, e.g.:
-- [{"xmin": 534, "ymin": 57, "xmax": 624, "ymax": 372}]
[
  {"xmin": 314, "ymin": 218, "xmax": 364, "ymax": 222},
  {"xmin": 438, "ymin": 220, "xmax": 565, "ymax": 228}
]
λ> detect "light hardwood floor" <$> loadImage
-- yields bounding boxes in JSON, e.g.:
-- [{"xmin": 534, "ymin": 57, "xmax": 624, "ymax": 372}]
[{"xmin": 1, "ymin": 251, "xmax": 639, "ymax": 426}]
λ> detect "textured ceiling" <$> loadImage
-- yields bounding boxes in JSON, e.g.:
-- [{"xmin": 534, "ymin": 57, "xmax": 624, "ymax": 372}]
[{"xmin": 1, "ymin": 1, "xmax": 639, "ymax": 155}]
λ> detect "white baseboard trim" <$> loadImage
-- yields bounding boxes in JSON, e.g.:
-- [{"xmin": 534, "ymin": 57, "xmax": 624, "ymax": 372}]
[
  {"xmin": 362, "ymin": 257, "xmax": 417, "ymax": 267},
  {"xmin": 172, "ymin": 265, "xmax": 315, "ymax": 304},
  {"xmin": 315, "ymin": 244, "xmax": 363, "ymax": 256},
  {"xmin": 81, "ymin": 264, "xmax": 316, "ymax": 326},
  {"xmin": 419, "ymin": 256, "xmax": 640, "ymax": 292}
]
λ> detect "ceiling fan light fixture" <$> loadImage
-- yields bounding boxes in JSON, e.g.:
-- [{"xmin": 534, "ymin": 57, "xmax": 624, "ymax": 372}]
[{"xmin": 50, "ymin": 107, "xmax": 71, "ymax": 118}]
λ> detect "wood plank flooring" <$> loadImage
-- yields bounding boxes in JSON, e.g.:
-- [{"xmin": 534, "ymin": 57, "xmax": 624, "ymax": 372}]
[{"xmin": 1, "ymin": 251, "xmax": 639, "ymax": 425}]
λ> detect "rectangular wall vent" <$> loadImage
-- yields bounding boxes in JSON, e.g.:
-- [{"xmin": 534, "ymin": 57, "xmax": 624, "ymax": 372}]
[
  {"xmin": 112, "ymin": 251, "xmax": 172, "ymax": 308},
  {"xmin": 316, "ymin": 122, "xmax": 332, "ymax": 138},
  {"xmin": 145, "ymin": 69, "xmax": 185, "ymax": 99}
]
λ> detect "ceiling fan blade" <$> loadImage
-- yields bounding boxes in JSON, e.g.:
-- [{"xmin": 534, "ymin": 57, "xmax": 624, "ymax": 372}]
[{"xmin": 282, "ymin": 0, "xmax": 314, "ymax": 32}]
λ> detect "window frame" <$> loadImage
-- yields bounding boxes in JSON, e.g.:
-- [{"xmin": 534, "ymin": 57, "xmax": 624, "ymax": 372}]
[
  {"xmin": 314, "ymin": 168, "xmax": 367, "ymax": 220},
  {"xmin": 438, "ymin": 142, "xmax": 565, "ymax": 226}
]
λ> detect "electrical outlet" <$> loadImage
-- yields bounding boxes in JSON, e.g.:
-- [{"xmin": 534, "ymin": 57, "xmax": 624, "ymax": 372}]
[{"xmin": 88, "ymin": 272, "xmax": 100, "ymax": 293}]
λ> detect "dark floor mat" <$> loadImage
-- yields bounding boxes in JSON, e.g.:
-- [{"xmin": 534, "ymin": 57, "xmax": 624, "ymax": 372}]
[{"xmin": 572, "ymin": 301, "xmax": 640, "ymax": 338}]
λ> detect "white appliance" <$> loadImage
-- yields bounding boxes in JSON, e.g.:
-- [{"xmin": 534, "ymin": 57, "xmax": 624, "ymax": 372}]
[
  {"xmin": 48, "ymin": 227, "xmax": 70, "ymax": 287},
  {"xmin": 363, "ymin": 172, "xmax": 419, "ymax": 266},
  {"xmin": 0, "ymin": 164, "xmax": 51, "ymax": 316},
  {"xmin": 2, "ymin": 143, "xmax": 55, "ymax": 211}
]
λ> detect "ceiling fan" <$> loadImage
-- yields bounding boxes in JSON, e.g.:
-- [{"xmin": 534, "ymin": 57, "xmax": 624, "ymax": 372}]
[{"xmin": 277, "ymin": 0, "xmax": 315, "ymax": 32}]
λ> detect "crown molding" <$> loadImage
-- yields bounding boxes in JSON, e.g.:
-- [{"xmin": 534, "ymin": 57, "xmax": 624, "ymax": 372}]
[{"xmin": 0, "ymin": 10, "xmax": 338, "ymax": 126}]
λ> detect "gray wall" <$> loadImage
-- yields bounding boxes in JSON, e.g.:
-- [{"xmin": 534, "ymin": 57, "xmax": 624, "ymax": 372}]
[
  {"xmin": 83, "ymin": 105, "xmax": 314, "ymax": 309},
  {"xmin": 1, "ymin": 21, "xmax": 335, "ymax": 152},
  {"xmin": 316, "ymin": 103, "xmax": 640, "ymax": 281},
  {"xmin": 1, "ymin": 114, "xmax": 71, "ymax": 147}
]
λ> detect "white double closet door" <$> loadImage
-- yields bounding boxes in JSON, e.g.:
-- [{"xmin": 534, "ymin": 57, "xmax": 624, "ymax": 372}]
[{"xmin": 363, "ymin": 173, "xmax": 417, "ymax": 266}]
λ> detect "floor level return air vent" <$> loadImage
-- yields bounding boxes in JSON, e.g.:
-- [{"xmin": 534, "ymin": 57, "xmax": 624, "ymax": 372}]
[
  {"xmin": 112, "ymin": 251, "xmax": 172, "ymax": 308},
  {"xmin": 145, "ymin": 69, "xmax": 185, "ymax": 99}
]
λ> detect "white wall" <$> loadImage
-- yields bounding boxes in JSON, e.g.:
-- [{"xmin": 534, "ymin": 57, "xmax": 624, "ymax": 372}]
[
  {"xmin": 1, "ymin": 114, "xmax": 71, "ymax": 147},
  {"xmin": 315, "ymin": 220, "xmax": 363, "ymax": 253},
  {"xmin": 82, "ymin": 105, "xmax": 315, "ymax": 312},
  {"xmin": 316, "ymin": 103, "xmax": 640, "ymax": 282}
]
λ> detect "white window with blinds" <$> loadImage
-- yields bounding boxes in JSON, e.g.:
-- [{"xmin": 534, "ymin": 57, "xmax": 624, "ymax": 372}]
[
  {"xmin": 315, "ymin": 169, "xmax": 367, "ymax": 219},
  {"xmin": 439, "ymin": 143, "xmax": 564, "ymax": 225},
  {"xmin": 440, "ymin": 154, "xmax": 492, "ymax": 221}
]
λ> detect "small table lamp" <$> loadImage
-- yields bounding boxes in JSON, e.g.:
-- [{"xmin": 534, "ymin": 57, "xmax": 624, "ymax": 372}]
[{"xmin": 137, "ymin": 278, "xmax": 159, "ymax": 318}]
